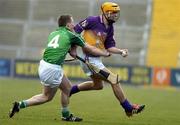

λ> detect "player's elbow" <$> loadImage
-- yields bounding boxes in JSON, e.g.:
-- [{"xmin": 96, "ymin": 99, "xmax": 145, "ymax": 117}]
[{"xmin": 92, "ymin": 82, "xmax": 104, "ymax": 90}]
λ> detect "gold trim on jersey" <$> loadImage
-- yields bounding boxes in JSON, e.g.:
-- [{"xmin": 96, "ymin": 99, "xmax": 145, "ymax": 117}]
[{"xmin": 82, "ymin": 30, "xmax": 105, "ymax": 50}]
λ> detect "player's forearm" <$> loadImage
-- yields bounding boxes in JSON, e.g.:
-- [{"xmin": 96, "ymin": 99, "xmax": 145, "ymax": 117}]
[
  {"xmin": 84, "ymin": 44, "xmax": 110, "ymax": 57},
  {"xmin": 107, "ymin": 47, "xmax": 122, "ymax": 54},
  {"xmin": 107, "ymin": 47, "xmax": 128, "ymax": 57},
  {"xmin": 69, "ymin": 45, "xmax": 78, "ymax": 58}
]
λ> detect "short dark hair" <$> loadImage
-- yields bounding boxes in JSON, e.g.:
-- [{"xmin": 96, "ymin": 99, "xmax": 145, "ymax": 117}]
[{"xmin": 58, "ymin": 15, "xmax": 72, "ymax": 27}]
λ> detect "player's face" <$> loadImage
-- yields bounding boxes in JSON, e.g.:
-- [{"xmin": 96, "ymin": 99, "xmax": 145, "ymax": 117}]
[
  {"xmin": 67, "ymin": 17, "xmax": 75, "ymax": 32},
  {"xmin": 106, "ymin": 11, "xmax": 120, "ymax": 23}
]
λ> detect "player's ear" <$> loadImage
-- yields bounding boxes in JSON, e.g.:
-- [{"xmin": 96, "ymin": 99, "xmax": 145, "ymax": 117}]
[
  {"xmin": 66, "ymin": 23, "xmax": 71, "ymax": 30},
  {"xmin": 66, "ymin": 22, "xmax": 75, "ymax": 32},
  {"xmin": 66, "ymin": 23, "xmax": 69, "ymax": 28}
]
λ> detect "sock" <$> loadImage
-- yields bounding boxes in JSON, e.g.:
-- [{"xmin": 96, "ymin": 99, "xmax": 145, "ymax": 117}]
[
  {"xmin": 61, "ymin": 107, "xmax": 70, "ymax": 118},
  {"xmin": 121, "ymin": 99, "xmax": 133, "ymax": 112},
  {"xmin": 69, "ymin": 85, "xmax": 80, "ymax": 96},
  {"xmin": 19, "ymin": 100, "xmax": 27, "ymax": 109}
]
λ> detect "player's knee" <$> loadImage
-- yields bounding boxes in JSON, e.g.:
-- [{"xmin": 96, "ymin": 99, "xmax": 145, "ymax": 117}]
[
  {"xmin": 93, "ymin": 82, "xmax": 103, "ymax": 90},
  {"xmin": 95, "ymin": 85, "xmax": 103, "ymax": 90},
  {"xmin": 62, "ymin": 87, "xmax": 71, "ymax": 96},
  {"xmin": 43, "ymin": 94, "xmax": 53, "ymax": 102},
  {"xmin": 47, "ymin": 96, "xmax": 53, "ymax": 102}
]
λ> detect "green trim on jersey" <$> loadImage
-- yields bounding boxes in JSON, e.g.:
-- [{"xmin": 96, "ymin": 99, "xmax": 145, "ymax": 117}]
[{"xmin": 43, "ymin": 27, "xmax": 85, "ymax": 65}]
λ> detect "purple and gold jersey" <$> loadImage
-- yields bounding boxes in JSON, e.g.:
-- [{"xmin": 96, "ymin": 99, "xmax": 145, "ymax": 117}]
[{"xmin": 74, "ymin": 16, "xmax": 115, "ymax": 51}]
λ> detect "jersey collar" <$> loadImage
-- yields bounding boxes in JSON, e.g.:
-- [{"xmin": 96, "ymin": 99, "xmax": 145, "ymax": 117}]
[
  {"xmin": 57, "ymin": 26, "xmax": 70, "ymax": 31},
  {"xmin": 100, "ymin": 15, "xmax": 104, "ymax": 24}
]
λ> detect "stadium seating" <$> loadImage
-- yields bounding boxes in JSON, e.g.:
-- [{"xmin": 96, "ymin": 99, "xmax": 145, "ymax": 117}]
[
  {"xmin": 0, "ymin": 0, "xmax": 149, "ymax": 65},
  {"xmin": 33, "ymin": 0, "xmax": 89, "ymax": 22},
  {"xmin": 147, "ymin": 0, "xmax": 180, "ymax": 67},
  {"xmin": 0, "ymin": 23, "xmax": 23, "ymax": 46},
  {"xmin": 0, "ymin": 0, "xmax": 28, "ymax": 19}
]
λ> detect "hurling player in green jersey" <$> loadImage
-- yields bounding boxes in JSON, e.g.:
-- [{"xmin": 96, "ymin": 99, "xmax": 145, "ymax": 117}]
[{"xmin": 9, "ymin": 15, "xmax": 110, "ymax": 122}]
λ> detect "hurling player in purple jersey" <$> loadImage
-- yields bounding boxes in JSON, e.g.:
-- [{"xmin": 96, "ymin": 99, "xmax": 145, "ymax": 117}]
[{"xmin": 69, "ymin": 2, "xmax": 145, "ymax": 117}]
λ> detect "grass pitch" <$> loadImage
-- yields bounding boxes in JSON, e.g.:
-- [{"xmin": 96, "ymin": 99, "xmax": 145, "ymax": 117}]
[{"xmin": 0, "ymin": 78, "xmax": 180, "ymax": 125}]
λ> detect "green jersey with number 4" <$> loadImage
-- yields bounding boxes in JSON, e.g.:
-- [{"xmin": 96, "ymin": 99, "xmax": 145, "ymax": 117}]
[{"xmin": 43, "ymin": 27, "xmax": 85, "ymax": 65}]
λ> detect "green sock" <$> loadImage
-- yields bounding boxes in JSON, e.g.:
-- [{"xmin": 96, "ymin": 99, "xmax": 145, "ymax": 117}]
[
  {"xmin": 19, "ymin": 101, "xmax": 27, "ymax": 109},
  {"xmin": 61, "ymin": 107, "xmax": 70, "ymax": 118}
]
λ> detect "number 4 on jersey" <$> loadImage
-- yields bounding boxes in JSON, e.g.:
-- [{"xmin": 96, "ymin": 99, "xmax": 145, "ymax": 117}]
[{"xmin": 48, "ymin": 35, "xmax": 60, "ymax": 48}]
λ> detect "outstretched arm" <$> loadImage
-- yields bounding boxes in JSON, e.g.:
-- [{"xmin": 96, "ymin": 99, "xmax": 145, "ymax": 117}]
[
  {"xmin": 107, "ymin": 47, "xmax": 128, "ymax": 57},
  {"xmin": 83, "ymin": 43, "xmax": 110, "ymax": 57}
]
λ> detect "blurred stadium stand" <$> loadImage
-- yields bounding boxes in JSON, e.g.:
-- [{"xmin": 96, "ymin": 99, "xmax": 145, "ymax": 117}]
[
  {"xmin": 0, "ymin": 0, "xmax": 152, "ymax": 65},
  {"xmin": 147, "ymin": 0, "xmax": 180, "ymax": 68}
]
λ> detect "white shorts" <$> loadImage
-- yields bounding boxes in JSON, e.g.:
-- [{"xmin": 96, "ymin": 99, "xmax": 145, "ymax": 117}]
[
  {"xmin": 79, "ymin": 54, "xmax": 105, "ymax": 76},
  {"xmin": 38, "ymin": 60, "xmax": 63, "ymax": 88}
]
